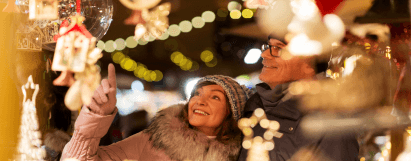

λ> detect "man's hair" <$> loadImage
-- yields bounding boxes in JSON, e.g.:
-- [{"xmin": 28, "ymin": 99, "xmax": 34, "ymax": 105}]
[{"xmin": 178, "ymin": 81, "xmax": 241, "ymax": 144}]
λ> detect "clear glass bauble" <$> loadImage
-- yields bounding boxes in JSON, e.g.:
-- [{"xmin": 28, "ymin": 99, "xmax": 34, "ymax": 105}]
[{"xmin": 15, "ymin": 0, "xmax": 113, "ymax": 51}]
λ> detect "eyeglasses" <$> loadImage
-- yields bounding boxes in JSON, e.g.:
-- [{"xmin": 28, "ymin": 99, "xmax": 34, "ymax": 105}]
[{"xmin": 261, "ymin": 43, "xmax": 282, "ymax": 57}]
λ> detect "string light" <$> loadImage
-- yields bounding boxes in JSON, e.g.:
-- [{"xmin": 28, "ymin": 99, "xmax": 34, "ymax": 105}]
[{"xmin": 230, "ymin": 10, "xmax": 242, "ymax": 19}]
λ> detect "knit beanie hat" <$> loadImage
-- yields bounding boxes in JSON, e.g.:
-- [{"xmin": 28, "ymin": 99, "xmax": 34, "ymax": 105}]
[{"xmin": 193, "ymin": 75, "xmax": 254, "ymax": 121}]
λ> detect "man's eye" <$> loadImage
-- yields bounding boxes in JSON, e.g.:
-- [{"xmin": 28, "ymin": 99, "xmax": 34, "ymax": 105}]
[{"xmin": 193, "ymin": 91, "xmax": 200, "ymax": 96}]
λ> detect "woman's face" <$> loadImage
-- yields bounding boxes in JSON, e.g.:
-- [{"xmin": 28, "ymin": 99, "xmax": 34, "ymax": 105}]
[{"xmin": 188, "ymin": 84, "xmax": 229, "ymax": 136}]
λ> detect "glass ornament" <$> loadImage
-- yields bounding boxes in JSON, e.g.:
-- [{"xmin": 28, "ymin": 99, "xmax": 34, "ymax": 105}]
[{"xmin": 15, "ymin": 0, "xmax": 113, "ymax": 51}]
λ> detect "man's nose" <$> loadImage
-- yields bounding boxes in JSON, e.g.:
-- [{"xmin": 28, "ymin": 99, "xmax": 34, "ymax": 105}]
[{"xmin": 261, "ymin": 49, "xmax": 272, "ymax": 59}]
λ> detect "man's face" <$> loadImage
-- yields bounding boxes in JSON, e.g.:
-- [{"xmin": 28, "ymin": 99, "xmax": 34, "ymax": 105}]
[{"xmin": 259, "ymin": 38, "xmax": 314, "ymax": 88}]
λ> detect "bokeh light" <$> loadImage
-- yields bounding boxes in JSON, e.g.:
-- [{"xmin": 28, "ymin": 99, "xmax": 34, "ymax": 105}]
[
  {"xmin": 192, "ymin": 16, "xmax": 205, "ymax": 28},
  {"xmin": 242, "ymin": 9, "xmax": 253, "ymax": 18},
  {"xmin": 153, "ymin": 70, "xmax": 163, "ymax": 81},
  {"xmin": 180, "ymin": 60, "xmax": 193, "ymax": 71},
  {"xmin": 148, "ymin": 35, "xmax": 156, "ymax": 42},
  {"xmin": 136, "ymin": 66, "xmax": 148, "ymax": 78},
  {"xmin": 244, "ymin": 48, "xmax": 262, "ymax": 64},
  {"xmin": 200, "ymin": 50, "xmax": 214, "ymax": 62},
  {"xmin": 121, "ymin": 58, "xmax": 138, "ymax": 71},
  {"xmin": 131, "ymin": 80, "xmax": 144, "ymax": 91},
  {"xmin": 202, "ymin": 11, "xmax": 216, "ymax": 22},
  {"xmin": 104, "ymin": 40, "xmax": 116, "ymax": 52},
  {"xmin": 179, "ymin": 20, "xmax": 193, "ymax": 33},
  {"xmin": 205, "ymin": 57, "xmax": 217, "ymax": 67},
  {"xmin": 158, "ymin": 31, "xmax": 170, "ymax": 40},
  {"xmin": 143, "ymin": 70, "xmax": 153, "ymax": 82},
  {"xmin": 171, "ymin": 51, "xmax": 184, "ymax": 64},
  {"xmin": 168, "ymin": 24, "xmax": 181, "ymax": 37},
  {"xmin": 179, "ymin": 57, "xmax": 188, "ymax": 67},
  {"xmin": 115, "ymin": 38, "xmax": 126, "ymax": 50},
  {"xmin": 228, "ymin": 1, "xmax": 242, "ymax": 11},
  {"xmin": 164, "ymin": 38, "xmax": 179, "ymax": 51},
  {"xmin": 126, "ymin": 36, "xmax": 138, "ymax": 48},
  {"xmin": 112, "ymin": 51, "xmax": 125, "ymax": 64},
  {"xmin": 217, "ymin": 8, "xmax": 229, "ymax": 18},
  {"xmin": 138, "ymin": 38, "xmax": 148, "ymax": 45},
  {"xmin": 230, "ymin": 10, "xmax": 242, "ymax": 19},
  {"xmin": 97, "ymin": 40, "xmax": 105, "ymax": 50}
]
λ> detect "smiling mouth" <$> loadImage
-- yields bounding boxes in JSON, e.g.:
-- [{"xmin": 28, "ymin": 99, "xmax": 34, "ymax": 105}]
[
  {"xmin": 263, "ymin": 65, "xmax": 277, "ymax": 69},
  {"xmin": 194, "ymin": 109, "xmax": 210, "ymax": 116}
]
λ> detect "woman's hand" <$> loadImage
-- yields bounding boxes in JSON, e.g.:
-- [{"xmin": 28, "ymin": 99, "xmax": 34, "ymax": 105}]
[{"xmin": 86, "ymin": 63, "xmax": 117, "ymax": 115}]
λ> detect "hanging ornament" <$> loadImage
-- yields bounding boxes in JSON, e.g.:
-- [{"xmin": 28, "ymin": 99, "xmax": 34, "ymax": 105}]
[
  {"xmin": 120, "ymin": 0, "xmax": 171, "ymax": 41},
  {"xmin": 29, "ymin": 0, "xmax": 58, "ymax": 20},
  {"xmin": 52, "ymin": 0, "xmax": 103, "ymax": 111},
  {"xmin": 16, "ymin": 75, "xmax": 47, "ymax": 160},
  {"xmin": 2, "ymin": 0, "xmax": 20, "ymax": 13},
  {"xmin": 16, "ymin": 21, "xmax": 43, "ymax": 51},
  {"xmin": 238, "ymin": 108, "xmax": 281, "ymax": 161},
  {"xmin": 15, "ymin": 0, "xmax": 113, "ymax": 51}
]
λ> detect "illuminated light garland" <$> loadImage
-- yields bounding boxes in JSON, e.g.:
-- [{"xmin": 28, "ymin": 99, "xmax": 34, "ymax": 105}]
[
  {"xmin": 200, "ymin": 50, "xmax": 214, "ymax": 63},
  {"xmin": 192, "ymin": 16, "xmax": 205, "ymax": 28}
]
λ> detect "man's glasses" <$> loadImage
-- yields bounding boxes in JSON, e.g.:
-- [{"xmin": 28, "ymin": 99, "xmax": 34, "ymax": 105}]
[{"xmin": 261, "ymin": 43, "xmax": 282, "ymax": 57}]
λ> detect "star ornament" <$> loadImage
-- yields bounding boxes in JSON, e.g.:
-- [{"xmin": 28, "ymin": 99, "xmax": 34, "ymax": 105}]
[{"xmin": 21, "ymin": 75, "xmax": 39, "ymax": 106}]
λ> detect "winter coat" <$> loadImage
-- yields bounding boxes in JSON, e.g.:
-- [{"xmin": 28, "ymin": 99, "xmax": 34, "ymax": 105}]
[
  {"xmin": 61, "ymin": 104, "xmax": 242, "ymax": 161},
  {"xmin": 237, "ymin": 83, "xmax": 359, "ymax": 161}
]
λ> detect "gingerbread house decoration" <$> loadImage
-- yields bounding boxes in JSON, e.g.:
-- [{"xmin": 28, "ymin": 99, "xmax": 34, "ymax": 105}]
[
  {"xmin": 16, "ymin": 22, "xmax": 43, "ymax": 51},
  {"xmin": 41, "ymin": 21, "xmax": 59, "ymax": 44},
  {"xmin": 29, "ymin": 0, "xmax": 58, "ymax": 20},
  {"xmin": 52, "ymin": 17, "xmax": 94, "ymax": 73}
]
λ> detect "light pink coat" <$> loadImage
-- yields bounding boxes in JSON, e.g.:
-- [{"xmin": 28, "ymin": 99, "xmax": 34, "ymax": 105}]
[{"xmin": 61, "ymin": 104, "xmax": 241, "ymax": 161}]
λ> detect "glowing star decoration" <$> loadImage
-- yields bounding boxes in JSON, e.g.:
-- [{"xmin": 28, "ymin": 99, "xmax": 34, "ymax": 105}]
[
  {"xmin": 52, "ymin": 15, "xmax": 103, "ymax": 111},
  {"xmin": 244, "ymin": 0, "xmax": 277, "ymax": 10},
  {"xmin": 120, "ymin": 0, "xmax": 171, "ymax": 41},
  {"xmin": 29, "ymin": 0, "xmax": 58, "ymax": 20},
  {"xmin": 2, "ymin": 0, "xmax": 20, "ymax": 13},
  {"xmin": 238, "ymin": 108, "xmax": 281, "ymax": 161},
  {"xmin": 16, "ymin": 75, "xmax": 46, "ymax": 160}
]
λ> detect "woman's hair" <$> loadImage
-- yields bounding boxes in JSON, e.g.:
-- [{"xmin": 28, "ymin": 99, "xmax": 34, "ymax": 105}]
[{"xmin": 178, "ymin": 81, "xmax": 241, "ymax": 144}]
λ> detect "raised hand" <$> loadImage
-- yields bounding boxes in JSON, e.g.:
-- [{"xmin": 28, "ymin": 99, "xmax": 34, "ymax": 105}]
[{"xmin": 86, "ymin": 63, "xmax": 117, "ymax": 115}]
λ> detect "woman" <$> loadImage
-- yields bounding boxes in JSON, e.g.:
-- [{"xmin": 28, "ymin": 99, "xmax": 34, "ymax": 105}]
[{"xmin": 61, "ymin": 64, "xmax": 253, "ymax": 161}]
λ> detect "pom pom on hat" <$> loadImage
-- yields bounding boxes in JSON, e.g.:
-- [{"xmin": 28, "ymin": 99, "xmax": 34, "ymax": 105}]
[{"xmin": 194, "ymin": 75, "xmax": 254, "ymax": 121}]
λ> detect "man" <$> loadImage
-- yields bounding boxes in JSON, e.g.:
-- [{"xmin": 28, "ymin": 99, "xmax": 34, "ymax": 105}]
[{"xmin": 237, "ymin": 37, "xmax": 359, "ymax": 161}]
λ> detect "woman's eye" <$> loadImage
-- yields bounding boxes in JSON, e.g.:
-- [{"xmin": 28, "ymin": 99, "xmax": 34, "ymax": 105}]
[{"xmin": 212, "ymin": 96, "xmax": 220, "ymax": 100}]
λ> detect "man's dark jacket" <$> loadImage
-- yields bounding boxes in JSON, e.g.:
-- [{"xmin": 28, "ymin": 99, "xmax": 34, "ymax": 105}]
[{"xmin": 237, "ymin": 83, "xmax": 359, "ymax": 161}]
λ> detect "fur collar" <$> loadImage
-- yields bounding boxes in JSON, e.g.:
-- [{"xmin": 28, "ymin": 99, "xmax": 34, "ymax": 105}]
[{"xmin": 144, "ymin": 104, "xmax": 242, "ymax": 161}]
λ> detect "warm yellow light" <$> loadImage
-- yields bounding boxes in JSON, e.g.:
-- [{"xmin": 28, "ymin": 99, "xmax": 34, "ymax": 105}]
[
  {"xmin": 104, "ymin": 40, "xmax": 116, "ymax": 52},
  {"xmin": 171, "ymin": 51, "xmax": 182, "ymax": 63},
  {"xmin": 153, "ymin": 70, "xmax": 163, "ymax": 81},
  {"xmin": 179, "ymin": 57, "xmax": 188, "ymax": 66},
  {"xmin": 181, "ymin": 60, "xmax": 192, "ymax": 71},
  {"xmin": 115, "ymin": 38, "xmax": 126, "ymax": 50},
  {"xmin": 242, "ymin": 9, "xmax": 253, "ymax": 18},
  {"xmin": 378, "ymin": 157, "xmax": 384, "ymax": 161},
  {"xmin": 385, "ymin": 142, "xmax": 391, "ymax": 149},
  {"xmin": 228, "ymin": 1, "xmax": 242, "ymax": 11},
  {"xmin": 360, "ymin": 157, "xmax": 365, "ymax": 161},
  {"xmin": 190, "ymin": 61, "xmax": 199, "ymax": 71},
  {"xmin": 364, "ymin": 43, "xmax": 371, "ymax": 50},
  {"xmin": 205, "ymin": 57, "xmax": 217, "ymax": 67},
  {"xmin": 168, "ymin": 24, "xmax": 181, "ymax": 37},
  {"xmin": 230, "ymin": 10, "xmax": 242, "ymax": 19},
  {"xmin": 137, "ymin": 67, "xmax": 148, "ymax": 78},
  {"xmin": 144, "ymin": 70, "xmax": 153, "ymax": 82},
  {"xmin": 179, "ymin": 20, "xmax": 193, "ymax": 33},
  {"xmin": 202, "ymin": 11, "xmax": 216, "ymax": 22},
  {"xmin": 192, "ymin": 16, "xmax": 205, "ymax": 28},
  {"xmin": 242, "ymin": 140, "xmax": 252, "ymax": 149},
  {"xmin": 123, "ymin": 58, "xmax": 137, "ymax": 71},
  {"xmin": 158, "ymin": 31, "xmax": 169, "ymax": 40},
  {"xmin": 97, "ymin": 40, "xmax": 105, "ymax": 50},
  {"xmin": 126, "ymin": 36, "xmax": 138, "ymax": 48},
  {"xmin": 200, "ymin": 50, "xmax": 214, "ymax": 62},
  {"xmin": 112, "ymin": 52, "xmax": 125, "ymax": 64},
  {"xmin": 382, "ymin": 149, "xmax": 389, "ymax": 157},
  {"xmin": 172, "ymin": 52, "xmax": 184, "ymax": 64},
  {"xmin": 242, "ymin": 127, "xmax": 253, "ymax": 136},
  {"xmin": 138, "ymin": 39, "xmax": 148, "ymax": 45}
]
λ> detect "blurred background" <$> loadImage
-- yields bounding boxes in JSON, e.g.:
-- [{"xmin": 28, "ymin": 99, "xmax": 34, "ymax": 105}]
[{"xmin": 0, "ymin": 0, "xmax": 410, "ymax": 160}]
